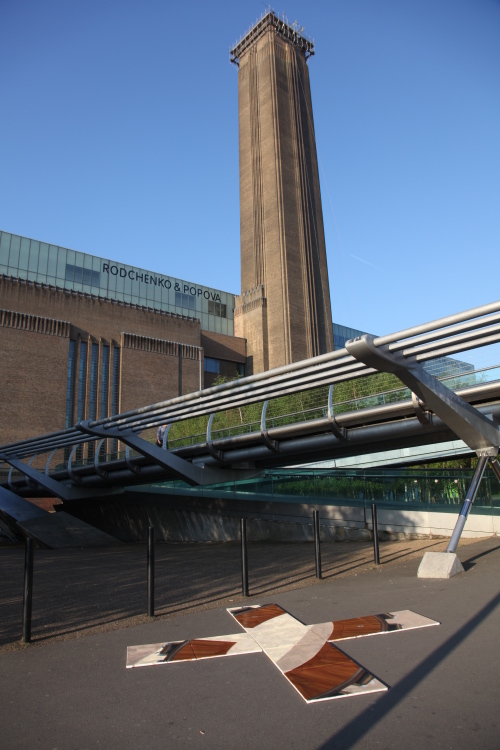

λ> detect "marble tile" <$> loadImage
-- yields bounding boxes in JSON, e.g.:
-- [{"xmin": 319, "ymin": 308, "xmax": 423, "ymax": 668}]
[
  {"xmin": 268, "ymin": 630, "xmax": 327, "ymax": 673},
  {"xmin": 228, "ymin": 607, "xmax": 309, "ymax": 652},
  {"xmin": 384, "ymin": 609, "xmax": 440, "ymax": 631},
  {"xmin": 126, "ymin": 603, "xmax": 437, "ymax": 704}
]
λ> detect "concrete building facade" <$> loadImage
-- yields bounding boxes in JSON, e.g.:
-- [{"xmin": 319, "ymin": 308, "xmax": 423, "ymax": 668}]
[{"xmin": 232, "ymin": 12, "xmax": 334, "ymax": 374}]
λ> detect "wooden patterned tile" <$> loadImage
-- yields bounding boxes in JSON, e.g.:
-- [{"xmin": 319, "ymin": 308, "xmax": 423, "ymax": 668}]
[
  {"xmin": 284, "ymin": 642, "xmax": 386, "ymax": 702},
  {"xmin": 164, "ymin": 641, "xmax": 197, "ymax": 662},
  {"xmin": 127, "ymin": 604, "xmax": 436, "ymax": 703},
  {"xmin": 324, "ymin": 614, "xmax": 390, "ymax": 641},
  {"xmin": 127, "ymin": 633, "xmax": 262, "ymax": 668},
  {"xmin": 229, "ymin": 604, "xmax": 286, "ymax": 629},
  {"xmin": 313, "ymin": 610, "xmax": 440, "ymax": 643},
  {"xmin": 190, "ymin": 639, "xmax": 236, "ymax": 659}
]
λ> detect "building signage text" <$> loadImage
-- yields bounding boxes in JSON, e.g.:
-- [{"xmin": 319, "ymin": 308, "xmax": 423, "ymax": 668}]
[{"xmin": 102, "ymin": 263, "xmax": 221, "ymax": 301}]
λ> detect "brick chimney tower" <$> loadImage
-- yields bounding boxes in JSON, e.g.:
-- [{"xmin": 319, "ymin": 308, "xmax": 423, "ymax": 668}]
[{"xmin": 231, "ymin": 11, "xmax": 333, "ymax": 374}]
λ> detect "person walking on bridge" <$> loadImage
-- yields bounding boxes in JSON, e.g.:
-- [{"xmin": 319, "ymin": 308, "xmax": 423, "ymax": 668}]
[{"xmin": 156, "ymin": 424, "xmax": 168, "ymax": 448}]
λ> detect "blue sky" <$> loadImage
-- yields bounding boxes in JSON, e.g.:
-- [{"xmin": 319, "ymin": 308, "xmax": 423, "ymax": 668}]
[{"xmin": 1, "ymin": 0, "xmax": 499, "ymax": 353}]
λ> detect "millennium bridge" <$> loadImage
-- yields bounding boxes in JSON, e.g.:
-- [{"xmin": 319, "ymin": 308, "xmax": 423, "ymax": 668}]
[{"xmin": 2, "ymin": 299, "xmax": 500, "ymax": 553}]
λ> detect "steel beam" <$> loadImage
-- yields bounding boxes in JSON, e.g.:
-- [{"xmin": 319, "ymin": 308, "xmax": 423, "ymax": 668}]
[
  {"xmin": 0, "ymin": 485, "xmax": 47, "ymax": 523},
  {"xmin": 488, "ymin": 456, "xmax": 500, "ymax": 483},
  {"xmin": 446, "ymin": 455, "xmax": 488, "ymax": 553},
  {"xmin": 76, "ymin": 421, "xmax": 235, "ymax": 486},
  {"xmin": 0, "ymin": 454, "xmax": 90, "ymax": 501},
  {"xmin": 206, "ymin": 413, "xmax": 224, "ymax": 462},
  {"xmin": 261, "ymin": 400, "xmax": 279, "ymax": 452},
  {"xmin": 327, "ymin": 384, "xmax": 347, "ymax": 439},
  {"xmin": 346, "ymin": 335, "xmax": 500, "ymax": 455}
]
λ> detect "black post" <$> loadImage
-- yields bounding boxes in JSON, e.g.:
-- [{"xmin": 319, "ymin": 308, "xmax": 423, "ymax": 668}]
[
  {"xmin": 240, "ymin": 518, "xmax": 249, "ymax": 597},
  {"xmin": 147, "ymin": 526, "xmax": 155, "ymax": 617},
  {"xmin": 22, "ymin": 538, "xmax": 34, "ymax": 644},
  {"xmin": 313, "ymin": 510, "xmax": 322, "ymax": 579},
  {"xmin": 371, "ymin": 503, "xmax": 380, "ymax": 565}
]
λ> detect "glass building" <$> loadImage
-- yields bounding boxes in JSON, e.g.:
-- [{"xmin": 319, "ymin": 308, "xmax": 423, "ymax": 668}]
[
  {"xmin": 332, "ymin": 322, "xmax": 367, "ymax": 350},
  {"xmin": 332, "ymin": 322, "xmax": 473, "ymax": 378},
  {"xmin": 0, "ymin": 230, "xmax": 236, "ymax": 336}
]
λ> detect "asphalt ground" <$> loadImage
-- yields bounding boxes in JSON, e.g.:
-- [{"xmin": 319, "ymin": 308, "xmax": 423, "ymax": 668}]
[
  {"xmin": 0, "ymin": 537, "xmax": 471, "ymax": 650},
  {"xmin": 0, "ymin": 535, "xmax": 499, "ymax": 749}
]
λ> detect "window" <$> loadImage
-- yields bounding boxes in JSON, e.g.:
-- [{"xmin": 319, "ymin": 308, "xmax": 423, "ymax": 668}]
[
  {"xmin": 0, "ymin": 232, "xmax": 11, "ymax": 266},
  {"xmin": 65, "ymin": 263, "xmax": 100, "ymax": 287},
  {"xmin": 65, "ymin": 340, "xmax": 76, "ymax": 428},
  {"xmin": 175, "ymin": 291, "xmax": 196, "ymax": 311},
  {"xmin": 28, "ymin": 241, "xmax": 39, "ymax": 272},
  {"xmin": 110, "ymin": 347, "xmax": 120, "ymax": 456},
  {"xmin": 8, "ymin": 235, "xmax": 20, "ymax": 270},
  {"xmin": 101, "ymin": 345, "xmax": 110, "ymax": 418},
  {"xmin": 111, "ymin": 348, "xmax": 120, "ymax": 416},
  {"xmin": 208, "ymin": 300, "xmax": 227, "ymax": 318},
  {"xmin": 75, "ymin": 341, "xmax": 88, "ymax": 462},
  {"xmin": 333, "ymin": 334, "xmax": 347, "ymax": 350},
  {"xmin": 203, "ymin": 358, "xmax": 244, "ymax": 377},
  {"xmin": 76, "ymin": 342, "xmax": 88, "ymax": 423},
  {"xmin": 88, "ymin": 343, "xmax": 99, "ymax": 421},
  {"xmin": 87, "ymin": 343, "xmax": 99, "ymax": 458},
  {"xmin": 204, "ymin": 357, "xmax": 220, "ymax": 373}
]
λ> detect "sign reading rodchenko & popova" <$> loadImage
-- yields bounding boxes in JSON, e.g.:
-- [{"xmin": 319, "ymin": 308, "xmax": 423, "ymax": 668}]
[{"xmin": 102, "ymin": 263, "xmax": 222, "ymax": 301}]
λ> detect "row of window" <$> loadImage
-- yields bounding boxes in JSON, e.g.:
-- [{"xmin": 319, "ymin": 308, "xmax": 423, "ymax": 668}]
[
  {"xmin": 175, "ymin": 291, "xmax": 196, "ymax": 311},
  {"xmin": 0, "ymin": 231, "xmax": 235, "ymax": 325},
  {"xmin": 65, "ymin": 262, "xmax": 100, "ymax": 288},
  {"xmin": 208, "ymin": 300, "xmax": 227, "ymax": 318},
  {"xmin": 174, "ymin": 292, "xmax": 228, "ymax": 319},
  {"xmin": 333, "ymin": 334, "xmax": 349, "ymax": 350},
  {"xmin": 204, "ymin": 357, "xmax": 244, "ymax": 377},
  {"xmin": 65, "ymin": 340, "xmax": 120, "ymax": 429}
]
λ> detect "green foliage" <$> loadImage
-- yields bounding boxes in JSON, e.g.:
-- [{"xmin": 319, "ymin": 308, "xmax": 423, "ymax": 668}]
[{"xmin": 167, "ymin": 371, "xmax": 407, "ymax": 447}]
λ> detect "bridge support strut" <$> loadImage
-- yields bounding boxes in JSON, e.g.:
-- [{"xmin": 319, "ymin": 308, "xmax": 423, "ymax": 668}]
[
  {"xmin": 346, "ymin": 334, "xmax": 500, "ymax": 558},
  {"xmin": 76, "ymin": 421, "xmax": 241, "ymax": 486}
]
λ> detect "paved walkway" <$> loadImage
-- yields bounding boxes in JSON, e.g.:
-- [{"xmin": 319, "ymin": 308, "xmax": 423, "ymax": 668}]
[
  {"xmin": 0, "ymin": 535, "xmax": 499, "ymax": 748},
  {"xmin": 0, "ymin": 536, "xmax": 470, "ymax": 650}
]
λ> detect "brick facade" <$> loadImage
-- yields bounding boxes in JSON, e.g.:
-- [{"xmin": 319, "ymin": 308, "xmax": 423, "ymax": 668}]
[
  {"xmin": 235, "ymin": 24, "xmax": 334, "ymax": 374},
  {"xmin": 0, "ymin": 276, "xmax": 245, "ymax": 445}
]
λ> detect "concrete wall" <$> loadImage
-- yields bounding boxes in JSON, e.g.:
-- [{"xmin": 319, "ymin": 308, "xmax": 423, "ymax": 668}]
[{"xmin": 59, "ymin": 488, "xmax": 500, "ymax": 543}]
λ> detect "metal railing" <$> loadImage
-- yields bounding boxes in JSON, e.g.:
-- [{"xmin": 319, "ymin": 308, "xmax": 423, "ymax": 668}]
[
  {"xmin": 3, "ymin": 298, "xmax": 500, "ymax": 460},
  {"xmin": 167, "ymin": 363, "xmax": 500, "ymax": 449}
]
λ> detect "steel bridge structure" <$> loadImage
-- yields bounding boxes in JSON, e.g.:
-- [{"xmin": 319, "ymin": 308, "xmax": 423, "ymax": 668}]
[{"xmin": 3, "ymin": 299, "xmax": 500, "ymax": 552}]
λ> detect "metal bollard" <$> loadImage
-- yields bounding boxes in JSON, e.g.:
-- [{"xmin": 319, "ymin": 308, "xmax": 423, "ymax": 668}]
[
  {"xmin": 147, "ymin": 526, "xmax": 155, "ymax": 617},
  {"xmin": 313, "ymin": 510, "xmax": 322, "ymax": 579},
  {"xmin": 240, "ymin": 518, "xmax": 249, "ymax": 597},
  {"xmin": 371, "ymin": 503, "xmax": 380, "ymax": 565},
  {"xmin": 22, "ymin": 538, "xmax": 34, "ymax": 643}
]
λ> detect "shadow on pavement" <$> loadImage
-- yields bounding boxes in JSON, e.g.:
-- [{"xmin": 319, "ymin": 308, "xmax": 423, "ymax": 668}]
[{"xmin": 319, "ymin": 591, "xmax": 500, "ymax": 750}]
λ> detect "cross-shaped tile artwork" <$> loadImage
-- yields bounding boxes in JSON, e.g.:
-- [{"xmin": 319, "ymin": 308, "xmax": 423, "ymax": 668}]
[{"xmin": 127, "ymin": 604, "xmax": 439, "ymax": 703}]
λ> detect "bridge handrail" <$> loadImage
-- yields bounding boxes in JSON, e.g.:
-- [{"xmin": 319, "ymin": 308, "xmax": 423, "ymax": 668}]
[{"xmin": 164, "ymin": 364, "xmax": 499, "ymax": 447}]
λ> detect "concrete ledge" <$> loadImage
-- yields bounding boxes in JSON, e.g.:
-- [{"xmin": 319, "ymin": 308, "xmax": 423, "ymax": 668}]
[{"xmin": 417, "ymin": 551, "xmax": 465, "ymax": 579}]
